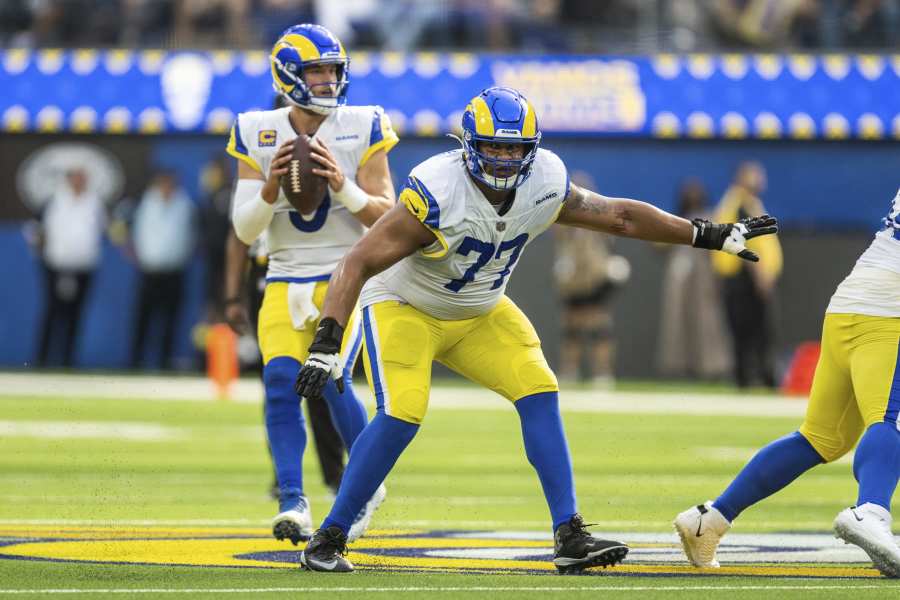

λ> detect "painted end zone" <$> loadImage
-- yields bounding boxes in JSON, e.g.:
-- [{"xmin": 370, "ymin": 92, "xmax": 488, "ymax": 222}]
[{"xmin": 0, "ymin": 526, "xmax": 882, "ymax": 578}]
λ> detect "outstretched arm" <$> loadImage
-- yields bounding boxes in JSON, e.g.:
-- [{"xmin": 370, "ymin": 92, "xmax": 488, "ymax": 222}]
[
  {"xmin": 557, "ymin": 183, "xmax": 777, "ymax": 261},
  {"xmin": 294, "ymin": 203, "xmax": 437, "ymax": 399}
]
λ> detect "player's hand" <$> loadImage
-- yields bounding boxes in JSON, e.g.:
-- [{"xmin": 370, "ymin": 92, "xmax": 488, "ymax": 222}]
[
  {"xmin": 261, "ymin": 140, "xmax": 294, "ymax": 204},
  {"xmin": 691, "ymin": 214, "xmax": 778, "ymax": 262},
  {"xmin": 309, "ymin": 138, "xmax": 346, "ymax": 194},
  {"xmin": 224, "ymin": 300, "xmax": 250, "ymax": 335},
  {"xmin": 295, "ymin": 317, "xmax": 345, "ymax": 400}
]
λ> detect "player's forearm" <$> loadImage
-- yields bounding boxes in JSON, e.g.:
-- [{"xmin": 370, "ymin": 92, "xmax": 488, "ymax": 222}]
[
  {"xmin": 559, "ymin": 187, "xmax": 692, "ymax": 245},
  {"xmin": 604, "ymin": 198, "xmax": 693, "ymax": 244},
  {"xmin": 350, "ymin": 194, "xmax": 393, "ymax": 227},
  {"xmin": 321, "ymin": 252, "xmax": 371, "ymax": 328},
  {"xmin": 224, "ymin": 231, "xmax": 249, "ymax": 300},
  {"xmin": 231, "ymin": 179, "xmax": 274, "ymax": 244}
]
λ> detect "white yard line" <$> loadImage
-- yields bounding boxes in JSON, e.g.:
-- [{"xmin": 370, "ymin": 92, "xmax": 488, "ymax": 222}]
[
  {"xmin": 0, "ymin": 373, "xmax": 809, "ymax": 418},
  {"xmin": 0, "ymin": 421, "xmax": 180, "ymax": 441},
  {"xmin": 0, "ymin": 585, "xmax": 895, "ymax": 594}
]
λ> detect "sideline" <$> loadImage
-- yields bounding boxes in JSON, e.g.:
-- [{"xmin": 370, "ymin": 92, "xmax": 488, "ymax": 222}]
[{"xmin": 0, "ymin": 373, "xmax": 807, "ymax": 418}]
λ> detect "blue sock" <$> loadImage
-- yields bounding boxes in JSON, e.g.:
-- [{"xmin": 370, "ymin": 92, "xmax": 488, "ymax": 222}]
[
  {"xmin": 321, "ymin": 410, "xmax": 418, "ymax": 534},
  {"xmin": 713, "ymin": 431, "xmax": 824, "ymax": 522},
  {"xmin": 321, "ymin": 370, "xmax": 369, "ymax": 452},
  {"xmin": 854, "ymin": 422, "xmax": 900, "ymax": 511},
  {"xmin": 515, "ymin": 392, "xmax": 577, "ymax": 532},
  {"xmin": 263, "ymin": 356, "xmax": 306, "ymax": 509}
]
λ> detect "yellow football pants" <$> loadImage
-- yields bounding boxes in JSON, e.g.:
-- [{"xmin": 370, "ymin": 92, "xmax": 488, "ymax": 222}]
[
  {"xmin": 799, "ymin": 313, "xmax": 900, "ymax": 462},
  {"xmin": 257, "ymin": 281, "xmax": 362, "ymax": 367},
  {"xmin": 359, "ymin": 296, "xmax": 559, "ymax": 424}
]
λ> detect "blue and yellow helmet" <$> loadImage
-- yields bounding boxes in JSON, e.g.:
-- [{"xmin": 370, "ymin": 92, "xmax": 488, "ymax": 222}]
[
  {"xmin": 270, "ymin": 24, "xmax": 349, "ymax": 115},
  {"xmin": 461, "ymin": 87, "xmax": 541, "ymax": 191}
]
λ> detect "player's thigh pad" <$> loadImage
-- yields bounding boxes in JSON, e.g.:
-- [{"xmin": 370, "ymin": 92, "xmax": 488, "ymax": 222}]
[
  {"xmin": 799, "ymin": 313, "xmax": 863, "ymax": 462},
  {"xmin": 847, "ymin": 314, "xmax": 900, "ymax": 428},
  {"xmin": 440, "ymin": 296, "xmax": 558, "ymax": 402},
  {"xmin": 258, "ymin": 281, "xmax": 354, "ymax": 366},
  {"xmin": 361, "ymin": 302, "xmax": 438, "ymax": 424}
]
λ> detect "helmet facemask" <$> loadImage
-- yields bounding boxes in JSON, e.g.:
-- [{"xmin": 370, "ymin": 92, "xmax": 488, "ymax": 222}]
[{"xmin": 463, "ymin": 131, "xmax": 541, "ymax": 191}]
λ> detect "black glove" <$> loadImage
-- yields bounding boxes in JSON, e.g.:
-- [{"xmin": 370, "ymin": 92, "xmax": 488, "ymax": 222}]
[
  {"xmin": 691, "ymin": 214, "xmax": 778, "ymax": 262},
  {"xmin": 294, "ymin": 317, "xmax": 345, "ymax": 400}
]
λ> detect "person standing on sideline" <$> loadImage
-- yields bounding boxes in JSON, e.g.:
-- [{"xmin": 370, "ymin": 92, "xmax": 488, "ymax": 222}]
[
  {"xmin": 712, "ymin": 162, "xmax": 783, "ymax": 388},
  {"xmin": 35, "ymin": 167, "xmax": 106, "ymax": 367},
  {"xmin": 130, "ymin": 170, "xmax": 196, "ymax": 369},
  {"xmin": 657, "ymin": 179, "xmax": 732, "ymax": 380}
]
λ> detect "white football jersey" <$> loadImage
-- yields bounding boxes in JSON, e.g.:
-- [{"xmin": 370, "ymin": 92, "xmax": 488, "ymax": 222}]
[
  {"xmin": 227, "ymin": 105, "xmax": 398, "ymax": 281},
  {"xmin": 361, "ymin": 148, "xmax": 569, "ymax": 320},
  {"xmin": 827, "ymin": 187, "xmax": 900, "ymax": 317}
]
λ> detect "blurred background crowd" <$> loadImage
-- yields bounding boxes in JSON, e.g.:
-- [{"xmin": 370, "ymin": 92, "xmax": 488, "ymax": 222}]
[{"xmin": 1, "ymin": 0, "xmax": 898, "ymax": 52}]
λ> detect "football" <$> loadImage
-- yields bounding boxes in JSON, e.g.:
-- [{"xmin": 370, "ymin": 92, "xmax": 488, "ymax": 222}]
[{"xmin": 281, "ymin": 133, "xmax": 328, "ymax": 214}]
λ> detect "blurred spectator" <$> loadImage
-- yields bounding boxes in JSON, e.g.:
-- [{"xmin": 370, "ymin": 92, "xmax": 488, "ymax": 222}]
[
  {"xmin": 712, "ymin": 162, "xmax": 783, "ymax": 389},
  {"xmin": 656, "ymin": 179, "xmax": 732, "ymax": 380},
  {"xmin": 2, "ymin": 0, "xmax": 899, "ymax": 50},
  {"xmin": 709, "ymin": 0, "xmax": 820, "ymax": 49},
  {"xmin": 258, "ymin": 0, "xmax": 316, "ymax": 44},
  {"xmin": 836, "ymin": 0, "xmax": 900, "ymax": 47},
  {"xmin": 174, "ymin": 0, "xmax": 251, "ymax": 48},
  {"xmin": 553, "ymin": 171, "xmax": 629, "ymax": 386},
  {"xmin": 121, "ymin": 0, "xmax": 176, "ymax": 47},
  {"xmin": 130, "ymin": 171, "xmax": 196, "ymax": 369},
  {"xmin": 199, "ymin": 156, "xmax": 233, "ymax": 321},
  {"xmin": 34, "ymin": 168, "xmax": 106, "ymax": 367}
]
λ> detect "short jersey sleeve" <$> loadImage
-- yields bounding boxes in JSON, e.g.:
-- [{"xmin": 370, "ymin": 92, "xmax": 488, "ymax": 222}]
[
  {"xmin": 226, "ymin": 112, "xmax": 263, "ymax": 174},
  {"xmin": 359, "ymin": 106, "xmax": 399, "ymax": 167},
  {"xmin": 532, "ymin": 149, "xmax": 570, "ymax": 223},
  {"xmin": 399, "ymin": 173, "xmax": 448, "ymax": 259}
]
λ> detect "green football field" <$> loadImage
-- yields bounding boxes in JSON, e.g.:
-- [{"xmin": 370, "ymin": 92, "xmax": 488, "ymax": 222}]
[{"xmin": 1, "ymin": 375, "xmax": 898, "ymax": 599}]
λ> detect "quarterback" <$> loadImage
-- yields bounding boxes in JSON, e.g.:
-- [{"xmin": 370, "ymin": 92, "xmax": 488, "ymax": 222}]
[
  {"xmin": 294, "ymin": 86, "xmax": 778, "ymax": 573},
  {"xmin": 226, "ymin": 24, "xmax": 398, "ymax": 544},
  {"xmin": 676, "ymin": 187, "xmax": 900, "ymax": 577}
]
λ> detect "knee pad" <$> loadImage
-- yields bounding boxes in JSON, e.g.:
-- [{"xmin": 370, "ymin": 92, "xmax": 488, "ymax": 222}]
[
  {"xmin": 510, "ymin": 346, "xmax": 559, "ymax": 399},
  {"xmin": 798, "ymin": 426, "xmax": 855, "ymax": 463},
  {"xmin": 264, "ymin": 356, "xmax": 301, "ymax": 405}
]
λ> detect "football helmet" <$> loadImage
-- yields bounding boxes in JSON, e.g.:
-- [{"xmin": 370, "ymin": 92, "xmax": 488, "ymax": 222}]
[
  {"xmin": 461, "ymin": 87, "xmax": 541, "ymax": 191},
  {"xmin": 270, "ymin": 24, "xmax": 349, "ymax": 115}
]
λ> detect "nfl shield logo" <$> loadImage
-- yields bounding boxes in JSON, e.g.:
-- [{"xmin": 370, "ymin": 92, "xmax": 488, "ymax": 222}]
[{"xmin": 496, "ymin": 221, "xmax": 506, "ymax": 232}]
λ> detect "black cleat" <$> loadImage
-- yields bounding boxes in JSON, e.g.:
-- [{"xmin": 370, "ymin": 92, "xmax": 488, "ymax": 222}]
[
  {"xmin": 299, "ymin": 526, "xmax": 354, "ymax": 573},
  {"xmin": 553, "ymin": 514, "xmax": 629, "ymax": 575}
]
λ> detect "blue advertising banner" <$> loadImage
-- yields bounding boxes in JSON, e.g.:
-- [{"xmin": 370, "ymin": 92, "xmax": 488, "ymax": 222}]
[{"xmin": 1, "ymin": 49, "xmax": 898, "ymax": 139}]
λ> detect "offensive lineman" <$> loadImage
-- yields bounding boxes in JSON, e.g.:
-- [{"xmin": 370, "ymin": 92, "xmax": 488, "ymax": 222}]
[
  {"xmin": 294, "ymin": 86, "xmax": 778, "ymax": 573},
  {"xmin": 675, "ymin": 187, "xmax": 900, "ymax": 577},
  {"xmin": 226, "ymin": 24, "xmax": 398, "ymax": 545}
]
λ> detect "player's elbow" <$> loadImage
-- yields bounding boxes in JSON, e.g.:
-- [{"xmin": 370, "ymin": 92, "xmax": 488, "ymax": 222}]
[{"xmin": 232, "ymin": 220, "xmax": 258, "ymax": 246}]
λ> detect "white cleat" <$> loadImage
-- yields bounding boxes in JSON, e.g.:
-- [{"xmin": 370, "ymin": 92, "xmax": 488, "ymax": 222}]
[
  {"xmin": 347, "ymin": 483, "xmax": 387, "ymax": 542},
  {"xmin": 834, "ymin": 503, "xmax": 900, "ymax": 578},
  {"xmin": 272, "ymin": 495, "xmax": 314, "ymax": 545},
  {"xmin": 673, "ymin": 501, "xmax": 731, "ymax": 568}
]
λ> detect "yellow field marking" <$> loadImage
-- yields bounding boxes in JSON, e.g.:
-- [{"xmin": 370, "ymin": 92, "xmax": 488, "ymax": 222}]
[{"xmin": 0, "ymin": 527, "xmax": 884, "ymax": 579}]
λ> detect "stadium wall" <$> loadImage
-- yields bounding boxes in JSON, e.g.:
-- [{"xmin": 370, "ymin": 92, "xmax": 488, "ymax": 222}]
[{"xmin": 2, "ymin": 134, "xmax": 894, "ymax": 376}]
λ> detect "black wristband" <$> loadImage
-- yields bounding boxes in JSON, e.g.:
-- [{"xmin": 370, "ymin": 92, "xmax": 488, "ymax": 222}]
[
  {"xmin": 691, "ymin": 218, "xmax": 726, "ymax": 251},
  {"xmin": 224, "ymin": 297, "xmax": 243, "ymax": 306},
  {"xmin": 309, "ymin": 317, "xmax": 344, "ymax": 354}
]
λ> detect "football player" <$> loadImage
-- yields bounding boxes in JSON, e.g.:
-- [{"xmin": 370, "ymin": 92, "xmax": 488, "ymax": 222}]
[
  {"xmin": 675, "ymin": 187, "xmax": 900, "ymax": 577},
  {"xmin": 294, "ymin": 86, "xmax": 777, "ymax": 573},
  {"xmin": 226, "ymin": 24, "xmax": 398, "ymax": 545}
]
